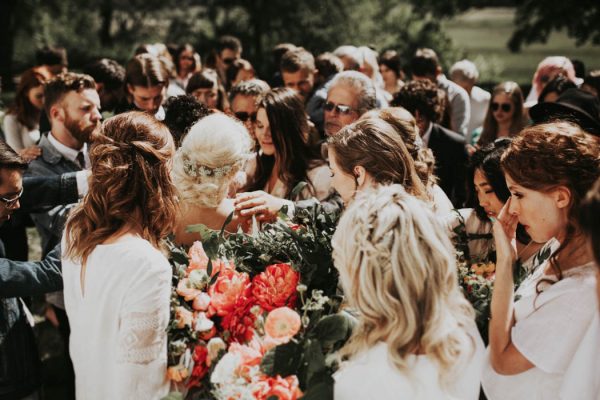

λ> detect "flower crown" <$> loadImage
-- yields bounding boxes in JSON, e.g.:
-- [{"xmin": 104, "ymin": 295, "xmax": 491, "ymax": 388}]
[{"xmin": 183, "ymin": 157, "xmax": 236, "ymax": 179}]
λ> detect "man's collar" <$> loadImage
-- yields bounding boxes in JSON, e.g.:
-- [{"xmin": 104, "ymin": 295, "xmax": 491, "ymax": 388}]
[
  {"xmin": 47, "ymin": 132, "xmax": 87, "ymax": 165},
  {"xmin": 421, "ymin": 122, "xmax": 433, "ymax": 147}
]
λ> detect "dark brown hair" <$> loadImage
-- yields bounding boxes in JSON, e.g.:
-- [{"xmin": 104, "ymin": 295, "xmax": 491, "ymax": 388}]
[
  {"xmin": 64, "ymin": 111, "xmax": 178, "ymax": 265},
  {"xmin": 43, "ymin": 72, "xmax": 96, "ymax": 116},
  {"xmin": 328, "ymin": 118, "xmax": 429, "ymax": 201},
  {"xmin": 8, "ymin": 69, "xmax": 46, "ymax": 129},
  {"xmin": 501, "ymin": 122, "xmax": 600, "ymax": 280},
  {"xmin": 479, "ymin": 81, "xmax": 526, "ymax": 147},
  {"xmin": 125, "ymin": 53, "xmax": 169, "ymax": 88},
  {"xmin": 0, "ymin": 141, "xmax": 28, "ymax": 171},
  {"xmin": 245, "ymin": 88, "xmax": 323, "ymax": 199},
  {"xmin": 280, "ymin": 47, "xmax": 315, "ymax": 73}
]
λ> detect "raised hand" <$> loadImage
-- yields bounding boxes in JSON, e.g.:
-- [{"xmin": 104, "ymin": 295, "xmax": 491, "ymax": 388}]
[
  {"xmin": 234, "ymin": 191, "xmax": 289, "ymax": 223},
  {"xmin": 492, "ymin": 197, "xmax": 518, "ymax": 266}
]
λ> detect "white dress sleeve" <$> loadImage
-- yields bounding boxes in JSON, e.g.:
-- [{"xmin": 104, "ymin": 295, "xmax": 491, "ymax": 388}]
[
  {"xmin": 511, "ymin": 273, "xmax": 597, "ymax": 374},
  {"xmin": 2, "ymin": 114, "xmax": 25, "ymax": 151},
  {"xmin": 114, "ymin": 255, "xmax": 172, "ymax": 399}
]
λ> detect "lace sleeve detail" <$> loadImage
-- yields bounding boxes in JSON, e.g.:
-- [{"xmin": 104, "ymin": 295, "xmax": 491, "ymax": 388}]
[{"xmin": 117, "ymin": 310, "xmax": 167, "ymax": 365}]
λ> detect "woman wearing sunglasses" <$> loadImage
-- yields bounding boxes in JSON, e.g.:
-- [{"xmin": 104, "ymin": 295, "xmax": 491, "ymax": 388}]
[
  {"xmin": 243, "ymin": 88, "xmax": 331, "ymax": 201},
  {"xmin": 471, "ymin": 82, "xmax": 527, "ymax": 147}
]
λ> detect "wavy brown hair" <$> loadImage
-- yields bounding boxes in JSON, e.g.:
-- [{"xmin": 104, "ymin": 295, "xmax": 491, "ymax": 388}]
[
  {"xmin": 64, "ymin": 111, "xmax": 178, "ymax": 265},
  {"xmin": 8, "ymin": 69, "xmax": 46, "ymax": 129},
  {"xmin": 501, "ymin": 122, "xmax": 600, "ymax": 282},
  {"xmin": 328, "ymin": 118, "xmax": 429, "ymax": 201}
]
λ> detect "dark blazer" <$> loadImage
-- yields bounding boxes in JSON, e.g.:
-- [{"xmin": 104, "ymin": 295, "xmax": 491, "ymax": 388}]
[
  {"xmin": 428, "ymin": 123, "xmax": 468, "ymax": 207},
  {"xmin": 26, "ymin": 135, "xmax": 81, "ymax": 257}
]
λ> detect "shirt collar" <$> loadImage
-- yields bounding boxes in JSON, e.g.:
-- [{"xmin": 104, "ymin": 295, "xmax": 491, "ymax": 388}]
[
  {"xmin": 48, "ymin": 132, "xmax": 89, "ymax": 167},
  {"xmin": 421, "ymin": 122, "xmax": 433, "ymax": 147}
]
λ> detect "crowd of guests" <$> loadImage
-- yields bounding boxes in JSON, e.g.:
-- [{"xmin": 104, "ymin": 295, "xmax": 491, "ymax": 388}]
[{"xmin": 0, "ymin": 37, "xmax": 599, "ymax": 400}]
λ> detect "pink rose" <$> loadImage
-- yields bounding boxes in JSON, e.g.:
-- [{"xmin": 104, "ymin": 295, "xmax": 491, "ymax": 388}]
[
  {"xmin": 192, "ymin": 292, "xmax": 211, "ymax": 311},
  {"xmin": 252, "ymin": 264, "xmax": 299, "ymax": 312},
  {"xmin": 187, "ymin": 241, "xmax": 209, "ymax": 271},
  {"xmin": 176, "ymin": 278, "xmax": 201, "ymax": 301},
  {"xmin": 175, "ymin": 306, "xmax": 194, "ymax": 329}
]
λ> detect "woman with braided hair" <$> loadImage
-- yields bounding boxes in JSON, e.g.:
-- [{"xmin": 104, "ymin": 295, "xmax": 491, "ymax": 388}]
[
  {"xmin": 62, "ymin": 111, "xmax": 178, "ymax": 399},
  {"xmin": 332, "ymin": 184, "xmax": 484, "ymax": 399}
]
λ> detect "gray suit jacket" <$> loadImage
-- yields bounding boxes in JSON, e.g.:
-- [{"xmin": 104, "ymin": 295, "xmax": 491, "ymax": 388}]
[{"xmin": 26, "ymin": 135, "xmax": 82, "ymax": 257}]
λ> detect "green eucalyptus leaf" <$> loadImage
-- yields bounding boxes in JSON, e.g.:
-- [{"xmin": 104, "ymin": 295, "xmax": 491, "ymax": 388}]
[
  {"xmin": 311, "ymin": 313, "xmax": 354, "ymax": 346},
  {"xmin": 220, "ymin": 211, "xmax": 235, "ymax": 237}
]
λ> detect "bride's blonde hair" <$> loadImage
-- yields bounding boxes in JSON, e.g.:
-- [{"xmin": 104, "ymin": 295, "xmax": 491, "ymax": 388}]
[
  {"xmin": 333, "ymin": 184, "xmax": 476, "ymax": 387},
  {"xmin": 172, "ymin": 113, "xmax": 252, "ymax": 207}
]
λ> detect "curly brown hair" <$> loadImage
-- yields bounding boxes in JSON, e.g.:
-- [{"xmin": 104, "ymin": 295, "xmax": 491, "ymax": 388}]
[
  {"xmin": 501, "ymin": 122, "xmax": 600, "ymax": 280},
  {"xmin": 64, "ymin": 111, "xmax": 178, "ymax": 265},
  {"xmin": 391, "ymin": 79, "xmax": 444, "ymax": 124}
]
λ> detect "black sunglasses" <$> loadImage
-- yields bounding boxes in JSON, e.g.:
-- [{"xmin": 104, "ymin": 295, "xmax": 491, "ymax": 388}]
[
  {"xmin": 491, "ymin": 102, "xmax": 512, "ymax": 113},
  {"xmin": 235, "ymin": 111, "xmax": 257, "ymax": 123},
  {"xmin": 223, "ymin": 57, "xmax": 236, "ymax": 65},
  {"xmin": 324, "ymin": 101, "xmax": 356, "ymax": 115}
]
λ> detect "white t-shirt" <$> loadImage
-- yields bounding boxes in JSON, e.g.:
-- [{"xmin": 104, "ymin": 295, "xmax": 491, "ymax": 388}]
[
  {"xmin": 62, "ymin": 234, "xmax": 171, "ymax": 400},
  {"xmin": 482, "ymin": 262, "xmax": 598, "ymax": 400},
  {"xmin": 334, "ymin": 338, "xmax": 484, "ymax": 400}
]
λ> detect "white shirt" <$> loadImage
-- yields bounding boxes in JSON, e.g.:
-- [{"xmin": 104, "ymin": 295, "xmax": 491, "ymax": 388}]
[
  {"xmin": 467, "ymin": 86, "xmax": 491, "ymax": 141},
  {"xmin": 421, "ymin": 122, "xmax": 433, "ymax": 148},
  {"xmin": 47, "ymin": 132, "xmax": 90, "ymax": 168},
  {"xmin": 335, "ymin": 339, "xmax": 484, "ymax": 400},
  {"xmin": 62, "ymin": 234, "xmax": 171, "ymax": 400},
  {"xmin": 2, "ymin": 113, "xmax": 40, "ymax": 151},
  {"xmin": 482, "ymin": 262, "xmax": 598, "ymax": 400}
]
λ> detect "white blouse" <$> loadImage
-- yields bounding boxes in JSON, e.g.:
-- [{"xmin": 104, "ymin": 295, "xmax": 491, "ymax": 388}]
[
  {"xmin": 62, "ymin": 234, "xmax": 171, "ymax": 400},
  {"xmin": 482, "ymin": 262, "xmax": 598, "ymax": 400},
  {"xmin": 335, "ymin": 339, "xmax": 484, "ymax": 400},
  {"xmin": 2, "ymin": 113, "xmax": 40, "ymax": 151}
]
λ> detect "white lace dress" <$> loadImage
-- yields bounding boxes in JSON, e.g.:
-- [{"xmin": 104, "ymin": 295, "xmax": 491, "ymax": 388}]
[{"xmin": 62, "ymin": 234, "xmax": 171, "ymax": 400}]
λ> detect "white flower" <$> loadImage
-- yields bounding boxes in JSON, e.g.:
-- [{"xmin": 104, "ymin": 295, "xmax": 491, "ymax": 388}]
[
  {"xmin": 210, "ymin": 352, "xmax": 240, "ymax": 385},
  {"xmin": 207, "ymin": 337, "xmax": 226, "ymax": 362},
  {"xmin": 188, "ymin": 269, "xmax": 209, "ymax": 290},
  {"xmin": 195, "ymin": 312, "xmax": 214, "ymax": 332}
]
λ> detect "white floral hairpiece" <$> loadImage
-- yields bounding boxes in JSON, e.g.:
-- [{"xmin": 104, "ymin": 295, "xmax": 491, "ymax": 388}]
[{"xmin": 183, "ymin": 157, "xmax": 235, "ymax": 178}]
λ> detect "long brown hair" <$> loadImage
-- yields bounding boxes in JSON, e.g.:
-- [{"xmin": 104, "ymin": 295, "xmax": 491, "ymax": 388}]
[
  {"xmin": 8, "ymin": 69, "xmax": 46, "ymax": 130},
  {"xmin": 245, "ymin": 88, "xmax": 323, "ymax": 199},
  {"xmin": 501, "ymin": 122, "xmax": 600, "ymax": 281},
  {"xmin": 479, "ymin": 81, "xmax": 526, "ymax": 147},
  {"xmin": 328, "ymin": 118, "xmax": 429, "ymax": 201},
  {"xmin": 64, "ymin": 111, "xmax": 178, "ymax": 265}
]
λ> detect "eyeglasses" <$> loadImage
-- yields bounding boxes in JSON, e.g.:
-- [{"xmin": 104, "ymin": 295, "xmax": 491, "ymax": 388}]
[
  {"xmin": 0, "ymin": 187, "xmax": 23, "ymax": 209},
  {"xmin": 234, "ymin": 111, "xmax": 257, "ymax": 123},
  {"xmin": 491, "ymin": 102, "xmax": 512, "ymax": 113},
  {"xmin": 223, "ymin": 58, "xmax": 236, "ymax": 65},
  {"xmin": 324, "ymin": 101, "xmax": 356, "ymax": 115}
]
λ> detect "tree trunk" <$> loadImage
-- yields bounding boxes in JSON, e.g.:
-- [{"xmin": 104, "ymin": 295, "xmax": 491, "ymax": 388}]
[{"xmin": 100, "ymin": 0, "xmax": 114, "ymax": 46}]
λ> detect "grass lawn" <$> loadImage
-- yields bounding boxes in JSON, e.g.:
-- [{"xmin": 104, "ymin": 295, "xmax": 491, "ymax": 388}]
[{"xmin": 443, "ymin": 7, "xmax": 600, "ymax": 86}]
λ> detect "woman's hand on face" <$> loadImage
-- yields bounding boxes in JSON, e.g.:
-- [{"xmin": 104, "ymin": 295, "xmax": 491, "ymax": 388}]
[
  {"xmin": 492, "ymin": 197, "xmax": 518, "ymax": 266},
  {"xmin": 19, "ymin": 146, "xmax": 42, "ymax": 162}
]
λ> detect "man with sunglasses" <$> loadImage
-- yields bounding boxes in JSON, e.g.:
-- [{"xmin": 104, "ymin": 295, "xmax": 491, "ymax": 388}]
[
  {"xmin": 215, "ymin": 35, "xmax": 242, "ymax": 86},
  {"xmin": 324, "ymin": 70, "xmax": 376, "ymax": 137},
  {"xmin": 228, "ymin": 79, "xmax": 270, "ymax": 140}
]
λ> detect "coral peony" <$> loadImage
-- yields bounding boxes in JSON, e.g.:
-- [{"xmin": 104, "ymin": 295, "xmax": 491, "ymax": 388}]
[
  {"xmin": 253, "ymin": 375, "xmax": 303, "ymax": 400},
  {"xmin": 208, "ymin": 269, "xmax": 251, "ymax": 317},
  {"xmin": 264, "ymin": 307, "xmax": 301, "ymax": 342},
  {"xmin": 252, "ymin": 263, "xmax": 299, "ymax": 312}
]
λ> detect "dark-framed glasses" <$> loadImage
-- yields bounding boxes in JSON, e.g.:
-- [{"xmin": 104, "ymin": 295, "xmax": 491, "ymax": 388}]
[
  {"xmin": 0, "ymin": 187, "xmax": 23, "ymax": 209},
  {"xmin": 491, "ymin": 102, "xmax": 512, "ymax": 113},
  {"xmin": 324, "ymin": 101, "xmax": 356, "ymax": 115},
  {"xmin": 234, "ymin": 111, "xmax": 258, "ymax": 123}
]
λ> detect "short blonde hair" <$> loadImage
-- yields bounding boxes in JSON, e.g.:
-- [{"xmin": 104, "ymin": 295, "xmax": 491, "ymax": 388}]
[
  {"xmin": 333, "ymin": 184, "xmax": 476, "ymax": 387},
  {"xmin": 172, "ymin": 113, "xmax": 252, "ymax": 207}
]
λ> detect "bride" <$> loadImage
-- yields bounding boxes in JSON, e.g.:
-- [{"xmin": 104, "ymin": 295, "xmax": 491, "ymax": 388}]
[{"xmin": 172, "ymin": 113, "xmax": 253, "ymax": 245}]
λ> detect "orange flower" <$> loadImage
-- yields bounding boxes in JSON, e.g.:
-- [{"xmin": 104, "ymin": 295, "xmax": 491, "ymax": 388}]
[
  {"xmin": 221, "ymin": 294, "xmax": 258, "ymax": 343},
  {"xmin": 253, "ymin": 375, "xmax": 303, "ymax": 400},
  {"xmin": 264, "ymin": 307, "xmax": 301, "ymax": 343},
  {"xmin": 208, "ymin": 269, "xmax": 252, "ymax": 317},
  {"xmin": 252, "ymin": 264, "xmax": 299, "ymax": 312},
  {"xmin": 166, "ymin": 364, "xmax": 189, "ymax": 383}
]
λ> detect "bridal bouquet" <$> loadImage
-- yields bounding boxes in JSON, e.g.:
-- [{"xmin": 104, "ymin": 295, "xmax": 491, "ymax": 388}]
[{"xmin": 164, "ymin": 204, "xmax": 354, "ymax": 400}]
